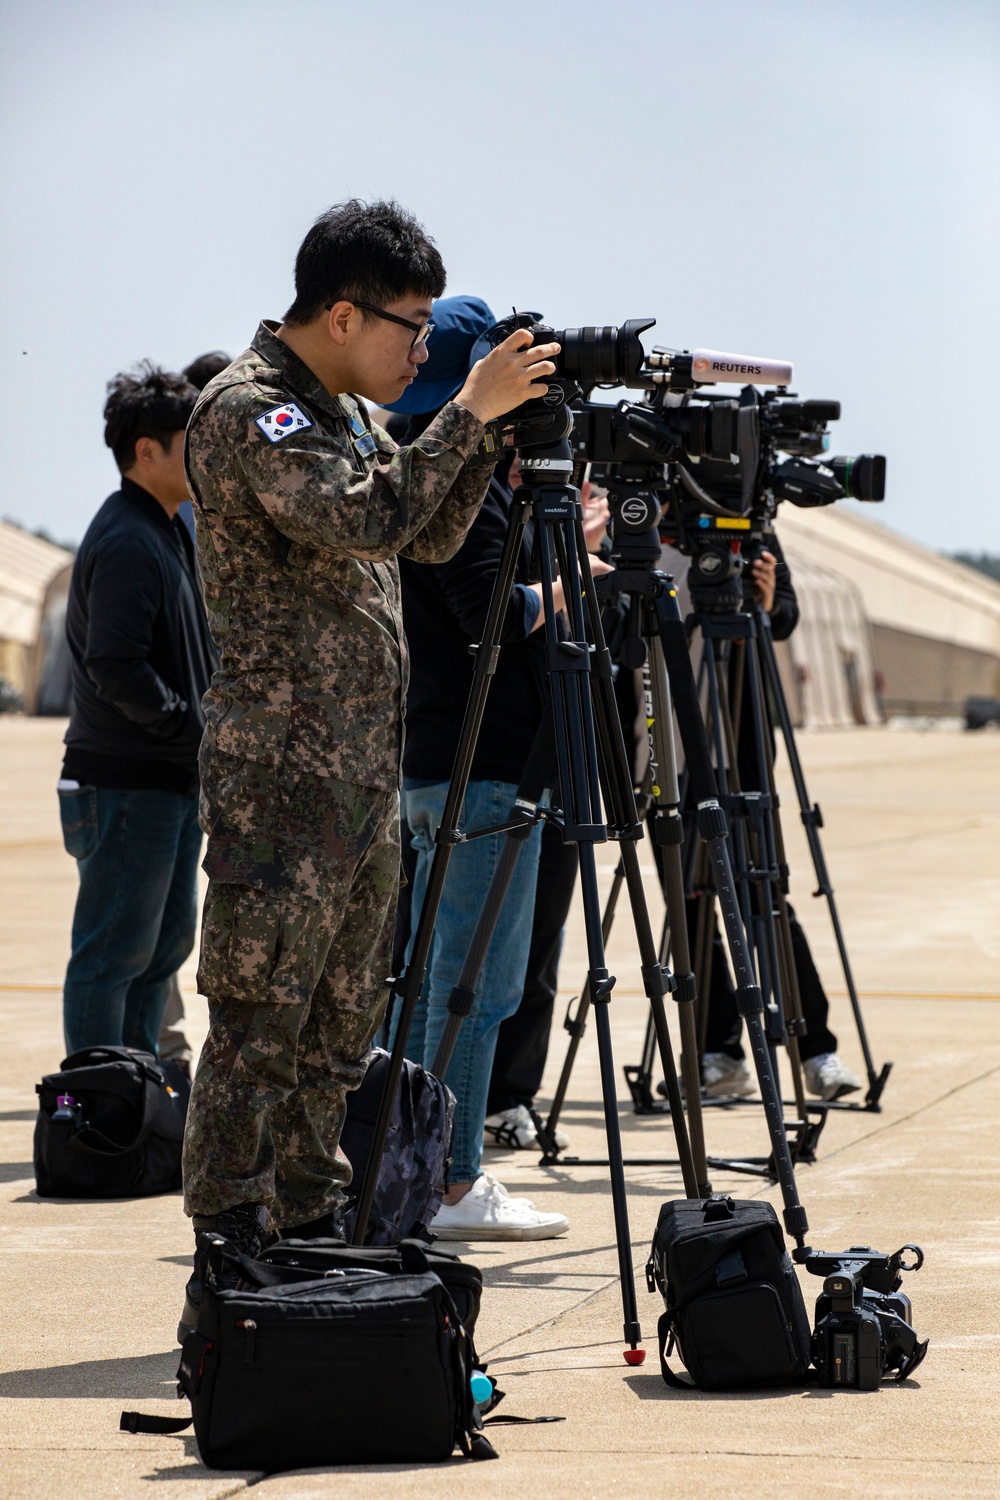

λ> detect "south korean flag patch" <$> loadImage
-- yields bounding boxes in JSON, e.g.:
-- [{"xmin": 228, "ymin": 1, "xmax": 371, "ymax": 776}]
[{"xmin": 254, "ymin": 402, "xmax": 313, "ymax": 444}]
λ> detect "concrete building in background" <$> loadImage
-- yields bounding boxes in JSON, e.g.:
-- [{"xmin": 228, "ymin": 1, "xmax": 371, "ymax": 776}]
[
  {"xmin": 775, "ymin": 505, "xmax": 1000, "ymax": 726},
  {"xmin": 0, "ymin": 521, "xmax": 73, "ymax": 712}
]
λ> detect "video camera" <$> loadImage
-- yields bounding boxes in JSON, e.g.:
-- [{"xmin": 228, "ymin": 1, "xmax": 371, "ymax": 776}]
[
  {"xmin": 806, "ymin": 1243, "xmax": 928, "ymax": 1389},
  {"xmin": 649, "ymin": 385, "xmax": 887, "ymax": 610}
]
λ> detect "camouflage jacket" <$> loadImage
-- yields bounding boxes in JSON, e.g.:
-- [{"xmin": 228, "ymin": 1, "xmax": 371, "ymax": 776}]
[{"xmin": 185, "ymin": 321, "xmax": 492, "ymax": 791}]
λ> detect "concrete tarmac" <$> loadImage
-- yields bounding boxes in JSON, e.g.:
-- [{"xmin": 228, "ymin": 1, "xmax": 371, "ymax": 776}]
[{"xmin": 1, "ymin": 718, "xmax": 998, "ymax": 1499}]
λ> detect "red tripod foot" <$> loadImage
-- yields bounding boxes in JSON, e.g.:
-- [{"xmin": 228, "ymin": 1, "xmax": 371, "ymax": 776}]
[{"xmin": 623, "ymin": 1347, "xmax": 646, "ymax": 1365}]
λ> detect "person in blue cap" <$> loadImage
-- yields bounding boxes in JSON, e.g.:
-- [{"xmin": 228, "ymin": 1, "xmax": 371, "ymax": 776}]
[{"xmin": 386, "ymin": 295, "xmax": 608, "ymax": 1239}]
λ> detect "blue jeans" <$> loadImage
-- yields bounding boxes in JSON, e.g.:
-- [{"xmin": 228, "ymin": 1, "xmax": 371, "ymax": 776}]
[
  {"xmin": 391, "ymin": 779, "xmax": 545, "ymax": 1183},
  {"xmin": 59, "ymin": 785, "xmax": 203, "ymax": 1056}
]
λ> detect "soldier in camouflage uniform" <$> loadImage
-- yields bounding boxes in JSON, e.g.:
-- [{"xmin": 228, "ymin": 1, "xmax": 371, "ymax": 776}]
[{"xmin": 178, "ymin": 200, "xmax": 558, "ymax": 1331}]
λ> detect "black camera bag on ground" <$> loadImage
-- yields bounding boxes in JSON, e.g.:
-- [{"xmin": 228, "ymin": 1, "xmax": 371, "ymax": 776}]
[
  {"xmin": 647, "ymin": 1195, "xmax": 812, "ymax": 1390},
  {"xmin": 339, "ymin": 1046, "xmax": 455, "ymax": 1244},
  {"xmin": 122, "ymin": 1234, "xmax": 495, "ymax": 1468},
  {"xmin": 34, "ymin": 1046, "xmax": 186, "ymax": 1198}
]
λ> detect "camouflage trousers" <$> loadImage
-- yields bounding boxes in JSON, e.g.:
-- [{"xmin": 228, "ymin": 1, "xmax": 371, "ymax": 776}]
[{"xmin": 182, "ymin": 760, "xmax": 399, "ymax": 1226}]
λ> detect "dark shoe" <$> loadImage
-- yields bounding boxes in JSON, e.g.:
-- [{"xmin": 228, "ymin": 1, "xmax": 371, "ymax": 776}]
[
  {"xmin": 279, "ymin": 1208, "xmax": 346, "ymax": 1242},
  {"xmin": 177, "ymin": 1202, "xmax": 273, "ymax": 1344}
]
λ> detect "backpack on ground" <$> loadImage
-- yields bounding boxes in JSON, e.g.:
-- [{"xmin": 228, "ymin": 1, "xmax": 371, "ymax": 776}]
[
  {"xmin": 34, "ymin": 1046, "xmax": 186, "ymax": 1198},
  {"xmin": 339, "ymin": 1046, "xmax": 455, "ymax": 1243},
  {"xmin": 647, "ymin": 1195, "xmax": 812, "ymax": 1390},
  {"xmin": 122, "ymin": 1233, "xmax": 495, "ymax": 1468}
]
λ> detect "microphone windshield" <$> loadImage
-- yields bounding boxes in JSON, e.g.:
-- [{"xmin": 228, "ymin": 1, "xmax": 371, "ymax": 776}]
[{"xmin": 691, "ymin": 350, "xmax": 793, "ymax": 386}]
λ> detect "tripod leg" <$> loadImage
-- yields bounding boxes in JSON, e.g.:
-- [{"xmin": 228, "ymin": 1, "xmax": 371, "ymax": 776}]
[
  {"xmin": 618, "ymin": 840, "xmax": 699, "ymax": 1197},
  {"xmin": 531, "ymin": 485, "xmax": 646, "ymax": 1355},
  {"xmin": 572, "ymin": 529, "xmax": 702, "ymax": 1196},
  {"xmin": 543, "ymin": 857, "xmax": 624, "ymax": 1147},
  {"xmin": 654, "ymin": 582, "xmax": 810, "ymax": 1253},
  {"xmin": 579, "ymin": 844, "xmax": 645, "ymax": 1358},
  {"xmin": 644, "ymin": 633, "xmax": 711, "ymax": 1194},
  {"xmin": 755, "ymin": 608, "xmax": 887, "ymax": 1102},
  {"xmin": 763, "ymin": 738, "xmax": 809, "ymax": 1120}
]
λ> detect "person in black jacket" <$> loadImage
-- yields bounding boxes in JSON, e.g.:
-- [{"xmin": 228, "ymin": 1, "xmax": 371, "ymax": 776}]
[{"xmin": 58, "ymin": 364, "xmax": 217, "ymax": 1056}]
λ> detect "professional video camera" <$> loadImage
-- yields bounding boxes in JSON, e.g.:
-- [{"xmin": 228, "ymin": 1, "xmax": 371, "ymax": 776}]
[
  {"xmin": 806, "ymin": 1244, "xmax": 928, "ymax": 1389},
  {"xmin": 652, "ymin": 385, "xmax": 887, "ymax": 610}
]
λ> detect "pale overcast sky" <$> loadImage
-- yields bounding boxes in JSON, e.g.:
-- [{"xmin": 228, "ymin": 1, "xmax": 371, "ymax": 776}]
[{"xmin": 1, "ymin": 0, "xmax": 997, "ymax": 551}]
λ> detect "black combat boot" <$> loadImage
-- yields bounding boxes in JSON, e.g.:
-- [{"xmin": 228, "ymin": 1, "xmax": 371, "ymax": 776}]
[
  {"xmin": 177, "ymin": 1202, "xmax": 274, "ymax": 1345},
  {"xmin": 279, "ymin": 1206, "xmax": 346, "ymax": 1242}
]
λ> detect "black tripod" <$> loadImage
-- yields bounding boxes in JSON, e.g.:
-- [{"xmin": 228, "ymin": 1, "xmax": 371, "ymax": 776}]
[
  {"xmin": 753, "ymin": 605, "xmax": 892, "ymax": 1109},
  {"xmin": 677, "ymin": 592, "xmax": 889, "ymax": 1130},
  {"xmin": 542, "ymin": 498, "xmax": 820, "ymax": 1179},
  {"xmin": 517, "ymin": 472, "xmax": 812, "ymax": 1244},
  {"xmin": 355, "ymin": 429, "xmax": 712, "ymax": 1361}
]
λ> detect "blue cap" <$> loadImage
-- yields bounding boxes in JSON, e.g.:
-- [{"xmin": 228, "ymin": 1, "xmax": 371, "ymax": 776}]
[{"xmin": 385, "ymin": 294, "xmax": 495, "ymax": 414}]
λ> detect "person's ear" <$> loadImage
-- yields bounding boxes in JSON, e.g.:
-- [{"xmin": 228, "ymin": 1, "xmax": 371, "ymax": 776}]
[
  {"xmin": 132, "ymin": 435, "xmax": 157, "ymax": 469},
  {"xmin": 326, "ymin": 301, "xmax": 354, "ymax": 346}
]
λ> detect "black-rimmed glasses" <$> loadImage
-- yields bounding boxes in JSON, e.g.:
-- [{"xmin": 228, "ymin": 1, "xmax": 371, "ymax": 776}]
[{"xmin": 352, "ymin": 301, "xmax": 434, "ymax": 349}]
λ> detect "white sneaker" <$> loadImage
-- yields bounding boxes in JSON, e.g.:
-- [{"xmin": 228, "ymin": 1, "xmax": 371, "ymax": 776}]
[
  {"xmin": 702, "ymin": 1052, "xmax": 756, "ymax": 1099},
  {"xmin": 430, "ymin": 1173, "xmax": 569, "ymax": 1241},
  {"xmin": 483, "ymin": 1104, "xmax": 569, "ymax": 1151},
  {"xmin": 803, "ymin": 1052, "xmax": 861, "ymax": 1101}
]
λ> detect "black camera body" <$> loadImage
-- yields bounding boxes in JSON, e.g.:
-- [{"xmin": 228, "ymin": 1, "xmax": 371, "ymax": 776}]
[
  {"xmin": 807, "ymin": 1244, "xmax": 928, "ymax": 1390},
  {"xmin": 476, "ymin": 311, "xmax": 664, "ymax": 458},
  {"xmin": 651, "ymin": 384, "xmax": 887, "ymax": 612}
]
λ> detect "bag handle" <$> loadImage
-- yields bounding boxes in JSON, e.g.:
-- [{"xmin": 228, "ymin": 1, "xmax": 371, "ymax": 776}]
[
  {"xmin": 657, "ymin": 1310, "xmax": 695, "ymax": 1390},
  {"xmin": 121, "ymin": 1411, "xmax": 192, "ymax": 1435},
  {"xmin": 60, "ymin": 1046, "xmax": 164, "ymax": 1084},
  {"xmin": 68, "ymin": 1071, "xmax": 164, "ymax": 1158}
]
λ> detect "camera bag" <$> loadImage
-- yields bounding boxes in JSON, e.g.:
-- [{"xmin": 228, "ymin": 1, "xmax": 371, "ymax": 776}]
[
  {"xmin": 122, "ymin": 1234, "xmax": 496, "ymax": 1468},
  {"xmin": 34, "ymin": 1046, "xmax": 186, "ymax": 1198},
  {"xmin": 256, "ymin": 1237, "xmax": 484, "ymax": 1355},
  {"xmin": 647, "ymin": 1195, "xmax": 812, "ymax": 1389},
  {"xmin": 339, "ymin": 1046, "xmax": 455, "ymax": 1244}
]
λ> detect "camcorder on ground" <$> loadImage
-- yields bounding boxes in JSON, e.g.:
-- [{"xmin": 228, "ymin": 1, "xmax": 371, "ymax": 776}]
[{"xmin": 807, "ymin": 1244, "xmax": 928, "ymax": 1389}]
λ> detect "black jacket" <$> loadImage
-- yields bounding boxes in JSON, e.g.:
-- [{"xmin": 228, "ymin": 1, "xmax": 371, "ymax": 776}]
[
  {"xmin": 64, "ymin": 479, "xmax": 218, "ymax": 778},
  {"xmin": 761, "ymin": 533, "xmax": 798, "ymax": 642},
  {"xmin": 400, "ymin": 475, "xmax": 547, "ymax": 784}
]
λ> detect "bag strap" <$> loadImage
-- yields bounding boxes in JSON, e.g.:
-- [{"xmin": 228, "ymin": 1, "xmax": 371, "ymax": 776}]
[
  {"xmin": 69, "ymin": 1071, "xmax": 163, "ymax": 1158},
  {"xmin": 657, "ymin": 1310, "xmax": 695, "ymax": 1390},
  {"xmin": 120, "ymin": 1411, "xmax": 192, "ymax": 1435},
  {"xmin": 483, "ymin": 1414, "xmax": 565, "ymax": 1425}
]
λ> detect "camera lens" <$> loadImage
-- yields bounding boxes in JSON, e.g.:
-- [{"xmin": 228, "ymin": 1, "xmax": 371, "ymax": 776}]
[
  {"xmin": 556, "ymin": 319, "xmax": 654, "ymax": 388},
  {"xmin": 558, "ymin": 326, "xmax": 621, "ymax": 386},
  {"xmin": 829, "ymin": 454, "xmax": 886, "ymax": 501}
]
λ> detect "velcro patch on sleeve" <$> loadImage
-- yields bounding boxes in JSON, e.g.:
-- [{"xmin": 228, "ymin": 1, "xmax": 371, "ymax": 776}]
[{"xmin": 254, "ymin": 402, "xmax": 313, "ymax": 443}]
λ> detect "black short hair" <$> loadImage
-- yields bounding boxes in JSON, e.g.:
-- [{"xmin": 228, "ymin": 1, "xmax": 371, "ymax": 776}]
[
  {"xmin": 283, "ymin": 199, "xmax": 446, "ymax": 327},
  {"xmin": 183, "ymin": 350, "xmax": 231, "ymax": 390},
  {"xmin": 103, "ymin": 362, "xmax": 199, "ymax": 473}
]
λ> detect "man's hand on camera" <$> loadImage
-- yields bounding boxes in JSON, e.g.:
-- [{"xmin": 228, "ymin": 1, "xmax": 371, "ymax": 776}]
[
  {"xmin": 454, "ymin": 329, "xmax": 561, "ymax": 424},
  {"xmin": 751, "ymin": 550, "xmax": 778, "ymax": 613}
]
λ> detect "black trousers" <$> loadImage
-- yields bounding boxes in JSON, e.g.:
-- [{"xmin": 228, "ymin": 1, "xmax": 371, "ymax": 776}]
[
  {"xmin": 695, "ymin": 897, "xmax": 838, "ymax": 1062},
  {"xmin": 487, "ymin": 819, "xmax": 579, "ymax": 1115}
]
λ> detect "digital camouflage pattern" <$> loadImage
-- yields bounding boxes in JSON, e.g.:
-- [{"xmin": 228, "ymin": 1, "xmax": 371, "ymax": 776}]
[
  {"xmin": 185, "ymin": 320, "xmax": 491, "ymax": 793},
  {"xmin": 182, "ymin": 319, "xmax": 492, "ymax": 1223},
  {"xmin": 182, "ymin": 779, "xmax": 399, "ymax": 1223}
]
